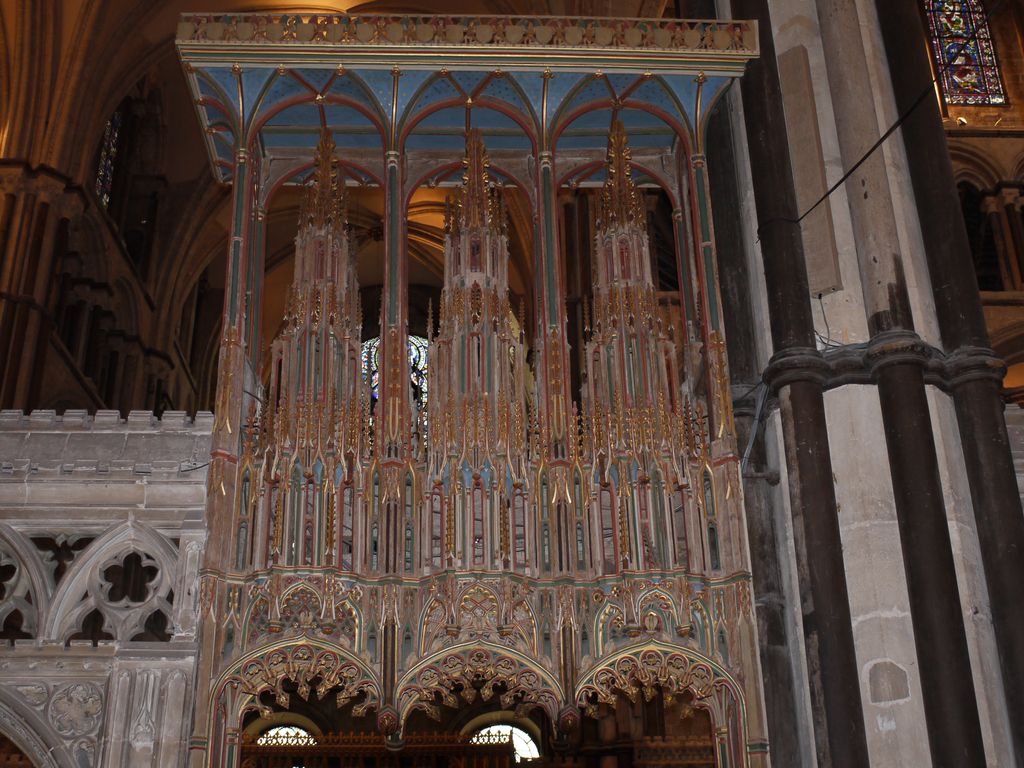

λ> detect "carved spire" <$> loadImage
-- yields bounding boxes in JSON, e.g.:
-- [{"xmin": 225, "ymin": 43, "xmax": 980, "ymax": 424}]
[
  {"xmin": 300, "ymin": 129, "xmax": 347, "ymax": 230},
  {"xmin": 446, "ymin": 129, "xmax": 503, "ymax": 235},
  {"xmin": 597, "ymin": 120, "xmax": 644, "ymax": 229}
]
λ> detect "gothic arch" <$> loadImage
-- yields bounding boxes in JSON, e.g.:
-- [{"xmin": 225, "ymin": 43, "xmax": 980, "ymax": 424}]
[
  {"xmin": 989, "ymin": 320, "xmax": 1024, "ymax": 366},
  {"xmin": 0, "ymin": 523, "xmax": 53, "ymax": 637},
  {"xmin": 948, "ymin": 140, "xmax": 1005, "ymax": 191},
  {"xmin": 574, "ymin": 641, "xmax": 747, "ymax": 765},
  {"xmin": 637, "ymin": 589, "xmax": 682, "ymax": 631},
  {"xmin": 155, "ymin": 178, "xmax": 230, "ymax": 338},
  {"xmin": 66, "ymin": 215, "xmax": 109, "ymax": 285},
  {"xmin": 1013, "ymin": 150, "xmax": 1024, "ymax": 184},
  {"xmin": 0, "ymin": 689, "xmax": 73, "ymax": 768},
  {"xmin": 396, "ymin": 641, "xmax": 563, "ymax": 734},
  {"xmin": 211, "ymin": 638, "xmax": 382, "ymax": 726},
  {"xmin": 111, "ymin": 277, "xmax": 142, "ymax": 337},
  {"xmin": 43, "ymin": 520, "xmax": 177, "ymax": 642}
]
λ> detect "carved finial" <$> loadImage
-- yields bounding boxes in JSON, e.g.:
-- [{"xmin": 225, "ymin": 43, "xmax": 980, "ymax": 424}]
[
  {"xmin": 457, "ymin": 129, "xmax": 492, "ymax": 231},
  {"xmin": 300, "ymin": 129, "xmax": 347, "ymax": 231},
  {"xmin": 597, "ymin": 120, "xmax": 644, "ymax": 229},
  {"xmin": 449, "ymin": 129, "xmax": 506, "ymax": 236},
  {"xmin": 426, "ymin": 297, "xmax": 435, "ymax": 340}
]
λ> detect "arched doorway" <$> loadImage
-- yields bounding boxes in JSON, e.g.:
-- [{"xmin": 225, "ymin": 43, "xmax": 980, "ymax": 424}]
[{"xmin": 0, "ymin": 733, "xmax": 33, "ymax": 767}]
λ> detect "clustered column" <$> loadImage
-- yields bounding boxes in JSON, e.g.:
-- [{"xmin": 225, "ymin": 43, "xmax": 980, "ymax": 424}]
[
  {"xmin": 815, "ymin": 0, "xmax": 987, "ymax": 762},
  {"xmin": 0, "ymin": 166, "xmax": 81, "ymax": 409},
  {"xmin": 875, "ymin": 4, "xmax": 1024, "ymax": 762},
  {"xmin": 729, "ymin": 1, "xmax": 871, "ymax": 765}
]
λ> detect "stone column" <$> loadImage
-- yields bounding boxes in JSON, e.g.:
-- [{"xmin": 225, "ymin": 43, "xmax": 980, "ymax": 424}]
[
  {"xmin": 875, "ymin": 2, "xmax": 1024, "ymax": 761},
  {"xmin": 729, "ymin": 0, "xmax": 870, "ymax": 765},
  {"xmin": 1001, "ymin": 188, "xmax": 1024, "ymax": 288},
  {"xmin": 705, "ymin": 96, "xmax": 804, "ymax": 767},
  {"xmin": 0, "ymin": 165, "xmax": 81, "ymax": 410},
  {"xmin": 982, "ymin": 194, "xmax": 1018, "ymax": 290},
  {"xmin": 815, "ymin": 1, "xmax": 986, "ymax": 763}
]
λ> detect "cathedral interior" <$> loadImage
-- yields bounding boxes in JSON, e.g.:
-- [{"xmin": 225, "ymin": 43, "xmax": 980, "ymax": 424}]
[{"xmin": 0, "ymin": 1, "xmax": 1023, "ymax": 767}]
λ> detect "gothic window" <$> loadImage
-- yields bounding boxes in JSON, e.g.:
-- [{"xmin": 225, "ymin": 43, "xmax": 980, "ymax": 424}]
[
  {"xmin": 341, "ymin": 485, "xmax": 354, "ymax": 570},
  {"xmin": 409, "ymin": 334, "xmax": 429, "ymax": 415},
  {"xmin": 95, "ymin": 109, "xmax": 123, "ymax": 208},
  {"xmin": 235, "ymin": 522, "xmax": 248, "ymax": 571},
  {"xmin": 0, "ymin": 546, "xmax": 36, "ymax": 644},
  {"xmin": 472, "ymin": 484, "xmax": 485, "ymax": 566},
  {"xmin": 573, "ymin": 472, "xmax": 587, "ymax": 571},
  {"xmin": 362, "ymin": 335, "xmax": 430, "ymax": 415},
  {"xmin": 708, "ymin": 523, "xmax": 721, "ymax": 571},
  {"xmin": 367, "ymin": 626, "xmax": 378, "ymax": 661},
  {"xmin": 958, "ymin": 182, "xmax": 1003, "ymax": 290},
  {"xmin": 575, "ymin": 521, "xmax": 586, "ymax": 571},
  {"xmin": 600, "ymin": 487, "xmax": 616, "ymax": 574},
  {"xmin": 471, "ymin": 725, "xmax": 540, "ymax": 762},
  {"xmin": 404, "ymin": 524, "xmax": 415, "ymax": 573},
  {"xmin": 257, "ymin": 726, "xmax": 317, "ymax": 746},
  {"xmin": 923, "ymin": 0, "xmax": 1006, "ymax": 106},
  {"xmin": 431, "ymin": 489, "xmax": 444, "ymax": 567},
  {"xmin": 540, "ymin": 475, "xmax": 551, "ymax": 573},
  {"xmin": 513, "ymin": 490, "xmax": 527, "ymax": 568},
  {"xmin": 362, "ymin": 336, "xmax": 380, "ymax": 408},
  {"xmin": 651, "ymin": 473, "xmax": 667, "ymax": 569},
  {"xmin": 671, "ymin": 489, "xmax": 688, "ymax": 568},
  {"xmin": 555, "ymin": 502, "xmax": 568, "ymax": 573},
  {"xmin": 702, "ymin": 467, "xmax": 716, "ymax": 519},
  {"xmin": 404, "ymin": 473, "xmax": 415, "ymax": 573},
  {"xmin": 370, "ymin": 522, "xmax": 379, "ymax": 571}
]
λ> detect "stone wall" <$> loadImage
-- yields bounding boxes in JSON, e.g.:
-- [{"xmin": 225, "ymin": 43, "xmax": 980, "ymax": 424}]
[{"xmin": 0, "ymin": 410, "xmax": 209, "ymax": 767}]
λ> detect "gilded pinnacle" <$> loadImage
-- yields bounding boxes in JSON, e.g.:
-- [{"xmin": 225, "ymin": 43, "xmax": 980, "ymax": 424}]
[
  {"xmin": 446, "ymin": 129, "xmax": 505, "ymax": 236},
  {"xmin": 300, "ymin": 129, "xmax": 347, "ymax": 231},
  {"xmin": 597, "ymin": 120, "xmax": 644, "ymax": 229}
]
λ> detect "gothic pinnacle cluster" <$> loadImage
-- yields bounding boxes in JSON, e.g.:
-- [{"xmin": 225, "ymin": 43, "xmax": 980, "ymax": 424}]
[
  {"xmin": 430, "ymin": 130, "xmax": 527, "ymax": 494},
  {"xmin": 253, "ymin": 128, "xmax": 366, "ymax": 568}
]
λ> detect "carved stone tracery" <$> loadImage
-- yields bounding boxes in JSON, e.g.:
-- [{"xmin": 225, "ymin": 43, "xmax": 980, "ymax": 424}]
[
  {"xmin": 576, "ymin": 646, "xmax": 718, "ymax": 718},
  {"xmin": 398, "ymin": 646, "xmax": 561, "ymax": 726},
  {"xmin": 231, "ymin": 643, "xmax": 381, "ymax": 719}
]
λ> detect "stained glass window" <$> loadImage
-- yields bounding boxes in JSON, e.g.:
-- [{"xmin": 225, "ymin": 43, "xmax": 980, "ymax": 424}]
[
  {"xmin": 361, "ymin": 335, "xmax": 429, "ymax": 414},
  {"xmin": 924, "ymin": 0, "xmax": 1006, "ymax": 106},
  {"xmin": 95, "ymin": 110, "xmax": 123, "ymax": 207},
  {"xmin": 256, "ymin": 725, "xmax": 317, "ymax": 746},
  {"xmin": 472, "ymin": 725, "xmax": 540, "ymax": 763}
]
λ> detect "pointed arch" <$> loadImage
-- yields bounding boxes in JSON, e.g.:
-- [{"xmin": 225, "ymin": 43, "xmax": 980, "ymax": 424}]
[
  {"xmin": 0, "ymin": 524, "xmax": 53, "ymax": 633},
  {"xmin": 396, "ymin": 641, "xmax": 563, "ymax": 734},
  {"xmin": 574, "ymin": 641, "xmax": 748, "ymax": 765},
  {"xmin": 0, "ymin": 687, "xmax": 71, "ymax": 768},
  {"xmin": 43, "ymin": 520, "xmax": 177, "ymax": 642},
  {"xmin": 212, "ymin": 638, "xmax": 382, "ymax": 726}
]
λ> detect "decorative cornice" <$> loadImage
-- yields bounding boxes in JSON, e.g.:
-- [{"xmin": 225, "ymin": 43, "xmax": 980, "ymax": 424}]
[
  {"xmin": 0, "ymin": 409, "xmax": 213, "ymax": 433},
  {"xmin": 176, "ymin": 15, "xmax": 758, "ymax": 66}
]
